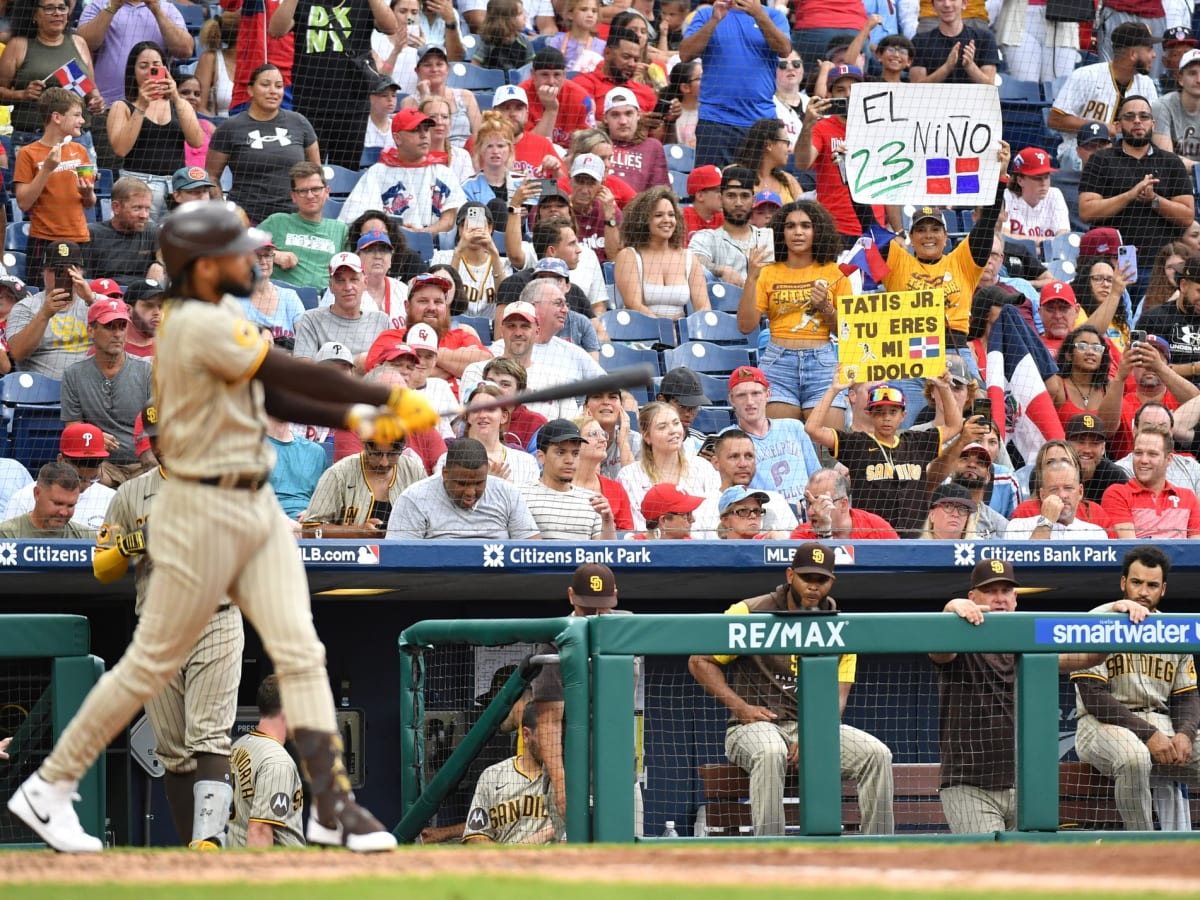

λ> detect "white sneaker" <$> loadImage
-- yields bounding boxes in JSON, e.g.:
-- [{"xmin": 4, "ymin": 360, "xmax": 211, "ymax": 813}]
[{"xmin": 8, "ymin": 773, "xmax": 103, "ymax": 853}]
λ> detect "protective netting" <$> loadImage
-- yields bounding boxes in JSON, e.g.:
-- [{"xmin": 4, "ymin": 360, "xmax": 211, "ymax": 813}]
[{"xmin": 0, "ymin": 658, "xmax": 54, "ymax": 844}]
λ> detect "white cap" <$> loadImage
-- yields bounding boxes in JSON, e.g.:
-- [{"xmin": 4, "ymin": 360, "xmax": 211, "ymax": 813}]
[
  {"xmin": 570, "ymin": 153, "xmax": 606, "ymax": 183},
  {"xmin": 604, "ymin": 86, "xmax": 639, "ymax": 115},
  {"xmin": 406, "ymin": 321, "xmax": 439, "ymax": 352},
  {"xmin": 503, "ymin": 300, "xmax": 539, "ymax": 323},
  {"xmin": 328, "ymin": 251, "xmax": 363, "ymax": 275},
  {"xmin": 1180, "ymin": 48, "xmax": 1200, "ymax": 69},
  {"xmin": 492, "ymin": 84, "xmax": 528, "ymax": 107},
  {"xmin": 315, "ymin": 341, "xmax": 355, "ymax": 365}
]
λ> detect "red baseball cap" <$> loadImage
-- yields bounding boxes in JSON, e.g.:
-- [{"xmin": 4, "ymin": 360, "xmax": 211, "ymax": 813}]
[
  {"xmin": 728, "ymin": 366, "xmax": 769, "ymax": 391},
  {"xmin": 1079, "ymin": 227, "xmax": 1121, "ymax": 258},
  {"xmin": 686, "ymin": 165, "xmax": 722, "ymax": 196},
  {"xmin": 640, "ymin": 483, "xmax": 704, "ymax": 522},
  {"xmin": 1039, "ymin": 280, "xmax": 1078, "ymax": 307},
  {"xmin": 365, "ymin": 327, "xmax": 409, "ymax": 372},
  {"xmin": 87, "ymin": 298, "xmax": 131, "ymax": 325},
  {"xmin": 89, "ymin": 278, "xmax": 123, "ymax": 300},
  {"xmin": 60, "ymin": 422, "xmax": 109, "ymax": 458},
  {"xmin": 391, "ymin": 108, "xmax": 435, "ymax": 133},
  {"xmin": 1011, "ymin": 147, "xmax": 1056, "ymax": 177}
]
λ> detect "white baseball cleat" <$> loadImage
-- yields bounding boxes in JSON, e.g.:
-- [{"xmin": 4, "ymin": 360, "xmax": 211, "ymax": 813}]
[
  {"xmin": 306, "ymin": 801, "xmax": 398, "ymax": 852},
  {"xmin": 8, "ymin": 773, "xmax": 103, "ymax": 853}
]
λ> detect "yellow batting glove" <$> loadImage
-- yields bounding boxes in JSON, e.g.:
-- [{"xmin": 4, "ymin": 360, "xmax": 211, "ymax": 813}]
[
  {"xmin": 370, "ymin": 412, "xmax": 408, "ymax": 445},
  {"xmin": 386, "ymin": 387, "xmax": 440, "ymax": 435}
]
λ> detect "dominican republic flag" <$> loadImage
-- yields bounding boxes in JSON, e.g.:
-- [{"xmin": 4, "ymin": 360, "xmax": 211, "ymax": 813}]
[
  {"xmin": 837, "ymin": 224, "xmax": 894, "ymax": 292},
  {"xmin": 909, "ymin": 336, "xmax": 940, "ymax": 358},
  {"xmin": 45, "ymin": 60, "xmax": 95, "ymax": 97},
  {"xmin": 985, "ymin": 305, "xmax": 1063, "ymax": 463}
]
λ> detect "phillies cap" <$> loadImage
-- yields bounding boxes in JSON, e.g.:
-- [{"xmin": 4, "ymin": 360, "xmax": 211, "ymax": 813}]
[
  {"xmin": 911, "ymin": 206, "xmax": 946, "ymax": 229},
  {"xmin": 1180, "ymin": 48, "xmax": 1200, "ymax": 70},
  {"xmin": 659, "ymin": 366, "xmax": 709, "ymax": 406},
  {"xmin": 502, "ymin": 300, "xmax": 539, "ymax": 323},
  {"xmin": 961, "ymin": 441, "xmax": 993, "ymax": 461},
  {"xmin": 604, "ymin": 86, "xmax": 639, "ymax": 114},
  {"xmin": 570, "ymin": 153, "xmax": 606, "ymax": 183},
  {"xmin": 356, "ymin": 229, "xmax": 392, "ymax": 251},
  {"xmin": 570, "ymin": 562, "xmax": 618, "ymax": 608},
  {"xmin": 728, "ymin": 366, "xmax": 769, "ymax": 391},
  {"xmin": 316, "ymin": 341, "xmax": 355, "ymax": 366},
  {"xmin": 753, "ymin": 190, "xmax": 783, "ymax": 209},
  {"xmin": 532, "ymin": 257, "xmax": 569, "ymax": 280},
  {"xmin": 536, "ymin": 417, "xmax": 587, "ymax": 452},
  {"xmin": 60, "ymin": 422, "xmax": 109, "ymax": 458},
  {"xmin": 1078, "ymin": 227, "xmax": 1121, "ymax": 258},
  {"xmin": 640, "ymin": 483, "xmax": 704, "ymax": 522},
  {"xmin": 406, "ymin": 321, "xmax": 439, "ymax": 352},
  {"xmin": 718, "ymin": 485, "xmax": 769, "ymax": 515},
  {"xmin": 1076, "ymin": 122, "xmax": 1112, "ymax": 146},
  {"xmin": 1066, "ymin": 412, "xmax": 1106, "ymax": 440},
  {"xmin": 123, "ymin": 278, "xmax": 165, "ymax": 305},
  {"xmin": 171, "ymin": 166, "xmax": 214, "ymax": 192},
  {"xmin": 391, "ymin": 108, "xmax": 435, "ymax": 132},
  {"xmin": 492, "ymin": 84, "xmax": 528, "ymax": 108},
  {"xmin": 829, "ymin": 64, "xmax": 863, "ymax": 84},
  {"xmin": 0, "ymin": 273, "xmax": 27, "ymax": 298},
  {"xmin": 1011, "ymin": 147, "xmax": 1056, "ymax": 176},
  {"xmin": 1164, "ymin": 25, "xmax": 1198, "ymax": 46},
  {"xmin": 87, "ymin": 298, "xmax": 131, "ymax": 325},
  {"xmin": 409, "ymin": 272, "xmax": 453, "ymax": 295},
  {"xmin": 686, "ymin": 165, "xmax": 722, "ymax": 196},
  {"xmin": 791, "ymin": 542, "xmax": 836, "ymax": 577},
  {"xmin": 971, "ymin": 558, "xmax": 1020, "ymax": 589},
  {"xmin": 328, "ymin": 252, "xmax": 363, "ymax": 275},
  {"xmin": 373, "ymin": 341, "xmax": 418, "ymax": 366},
  {"xmin": 1145, "ymin": 334, "xmax": 1171, "ymax": 360},
  {"xmin": 930, "ymin": 481, "xmax": 977, "ymax": 513},
  {"xmin": 1039, "ymin": 280, "xmax": 1078, "ymax": 307},
  {"xmin": 532, "ymin": 46, "xmax": 567, "ymax": 70},
  {"xmin": 89, "ymin": 278, "xmax": 122, "ymax": 299}
]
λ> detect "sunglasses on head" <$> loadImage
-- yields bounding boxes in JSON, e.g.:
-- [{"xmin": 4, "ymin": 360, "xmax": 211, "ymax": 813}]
[{"xmin": 868, "ymin": 386, "xmax": 905, "ymax": 407}]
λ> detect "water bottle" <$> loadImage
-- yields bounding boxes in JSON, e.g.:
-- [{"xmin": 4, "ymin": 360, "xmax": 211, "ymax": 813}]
[{"xmin": 662, "ymin": 820, "xmax": 678, "ymax": 838}]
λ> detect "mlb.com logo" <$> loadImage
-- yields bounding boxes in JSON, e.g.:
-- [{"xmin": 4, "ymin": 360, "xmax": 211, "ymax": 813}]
[
  {"xmin": 763, "ymin": 545, "xmax": 855, "ymax": 566},
  {"xmin": 356, "ymin": 545, "xmax": 379, "ymax": 565}
]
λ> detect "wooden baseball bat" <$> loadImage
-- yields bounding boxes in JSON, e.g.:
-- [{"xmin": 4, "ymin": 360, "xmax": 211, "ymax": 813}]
[{"xmin": 460, "ymin": 364, "xmax": 657, "ymax": 414}]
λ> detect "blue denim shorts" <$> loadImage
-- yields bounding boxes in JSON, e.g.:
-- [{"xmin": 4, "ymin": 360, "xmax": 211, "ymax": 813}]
[{"xmin": 758, "ymin": 341, "xmax": 847, "ymax": 410}]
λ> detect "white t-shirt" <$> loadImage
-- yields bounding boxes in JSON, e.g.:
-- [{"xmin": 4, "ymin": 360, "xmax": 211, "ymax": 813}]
[
  {"xmin": 4, "ymin": 480, "xmax": 114, "ymax": 531},
  {"xmin": 418, "ymin": 376, "xmax": 459, "ymax": 437},
  {"xmin": 339, "ymin": 162, "xmax": 467, "ymax": 230},
  {"xmin": 1004, "ymin": 515, "xmax": 1108, "ymax": 539},
  {"xmin": 616, "ymin": 460, "xmax": 721, "ymax": 535},
  {"xmin": 1002, "ymin": 188, "xmax": 1070, "ymax": 240},
  {"xmin": 430, "ymin": 248, "xmax": 514, "ymax": 317}
]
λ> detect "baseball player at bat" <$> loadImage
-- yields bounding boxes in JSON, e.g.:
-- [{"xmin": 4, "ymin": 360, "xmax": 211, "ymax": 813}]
[
  {"xmin": 462, "ymin": 703, "xmax": 561, "ymax": 844},
  {"xmin": 8, "ymin": 200, "xmax": 439, "ymax": 853},
  {"xmin": 93, "ymin": 403, "xmax": 245, "ymax": 849},
  {"xmin": 1071, "ymin": 545, "xmax": 1200, "ymax": 831},
  {"xmin": 227, "ymin": 675, "xmax": 305, "ymax": 848}
]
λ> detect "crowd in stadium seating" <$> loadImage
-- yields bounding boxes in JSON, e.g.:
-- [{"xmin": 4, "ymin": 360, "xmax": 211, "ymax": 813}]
[{"xmin": 7, "ymin": 0, "xmax": 1200, "ymax": 545}]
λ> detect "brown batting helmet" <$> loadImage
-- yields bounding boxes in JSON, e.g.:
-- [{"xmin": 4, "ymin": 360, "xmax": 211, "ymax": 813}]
[{"xmin": 158, "ymin": 201, "xmax": 268, "ymax": 282}]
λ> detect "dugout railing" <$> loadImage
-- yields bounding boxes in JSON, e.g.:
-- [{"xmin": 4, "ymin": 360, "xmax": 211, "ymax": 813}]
[
  {"xmin": 397, "ymin": 611, "xmax": 1200, "ymax": 843},
  {"xmin": 0, "ymin": 614, "xmax": 105, "ymax": 847}
]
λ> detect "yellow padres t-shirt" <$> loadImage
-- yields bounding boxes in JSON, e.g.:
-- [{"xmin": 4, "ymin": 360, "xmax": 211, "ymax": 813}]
[
  {"xmin": 756, "ymin": 260, "xmax": 852, "ymax": 342},
  {"xmin": 884, "ymin": 239, "xmax": 983, "ymax": 335}
]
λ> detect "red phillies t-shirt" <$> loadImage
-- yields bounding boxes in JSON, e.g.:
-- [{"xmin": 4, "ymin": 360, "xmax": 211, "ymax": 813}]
[
  {"xmin": 520, "ymin": 78, "xmax": 597, "ymax": 148},
  {"xmin": 572, "ymin": 70, "xmax": 657, "ymax": 114},
  {"xmin": 809, "ymin": 116, "xmax": 882, "ymax": 236},
  {"xmin": 1101, "ymin": 480, "xmax": 1200, "ymax": 538},
  {"xmin": 513, "ymin": 131, "xmax": 564, "ymax": 178},
  {"xmin": 683, "ymin": 207, "xmax": 723, "ymax": 245}
]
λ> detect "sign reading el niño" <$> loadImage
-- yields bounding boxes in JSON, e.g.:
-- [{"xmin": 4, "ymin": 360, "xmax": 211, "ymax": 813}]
[{"xmin": 844, "ymin": 83, "xmax": 1003, "ymax": 206}]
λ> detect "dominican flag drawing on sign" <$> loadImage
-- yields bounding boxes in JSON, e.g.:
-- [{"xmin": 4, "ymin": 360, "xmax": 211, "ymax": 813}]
[
  {"xmin": 908, "ymin": 336, "xmax": 940, "ymax": 358},
  {"xmin": 45, "ymin": 60, "xmax": 95, "ymax": 98}
]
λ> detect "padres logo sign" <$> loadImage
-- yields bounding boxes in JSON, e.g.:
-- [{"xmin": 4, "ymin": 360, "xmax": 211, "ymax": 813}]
[{"xmin": 589, "ymin": 575, "xmax": 604, "ymax": 592}]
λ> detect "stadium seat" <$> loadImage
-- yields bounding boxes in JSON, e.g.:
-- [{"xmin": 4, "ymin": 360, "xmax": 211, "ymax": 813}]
[
  {"xmin": 600, "ymin": 309, "xmax": 677, "ymax": 347},
  {"xmin": 360, "ymin": 146, "xmax": 382, "ymax": 168},
  {"xmin": 663, "ymin": 341, "xmax": 753, "ymax": 376},
  {"xmin": 1042, "ymin": 76, "xmax": 1068, "ymax": 104},
  {"xmin": 670, "ymin": 170, "xmax": 689, "ymax": 200},
  {"xmin": 707, "ymin": 282, "xmax": 742, "ymax": 314},
  {"xmin": 452, "ymin": 314, "xmax": 492, "ymax": 344},
  {"xmin": 530, "ymin": 34, "xmax": 552, "ymax": 53},
  {"xmin": 691, "ymin": 406, "xmax": 734, "ymax": 434},
  {"xmin": 602, "ymin": 261, "xmax": 615, "ymax": 284},
  {"xmin": 1006, "ymin": 236, "xmax": 1039, "ymax": 259},
  {"xmin": 664, "ymin": 143, "xmax": 695, "ymax": 174},
  {"xmin": 598, "ymin": 341, "xmax": 661, "ymax": 374},
  {"xmin": 1046, "ymin": 258, "xmax": 1076, "ymax": 282},
  {"xmin": 475, "ymin": 91, "xmax": 493, "ymax": 111},
  {"xmin": 508, "ymin": 64, "xmax": 532, "ymax": 85},
  {"xmin": 322, "ymin": 165, "xmax": 361, "ymax": 198},
  {"xmin": 5, "ymin": 222, "xmax": 29, "ymax": 252},
  {"xmin": 401, "ymin": 229, "xmax": 434, "ymax": 263},
  {"xmin": 3, "ymin": 250, "xmax": 26, "ymax": 281},
  {"xmin": 677, "ymin": 309, "xmax": 752, "ymax": 346},
  {"xmin": 997, "ymin": 77, "xmax": 1043, "ymax": 104},
  {"xmin": 95, "ymin": 168, "xmax": 114, "ymax": 198},
  {"xmin": 694, "ymin": 372, "xmax": 730, "ymax": 406},
  {"xmin": 322, "ymin": 197, "xmax": 345, "ymax": 220},
  {"xmin": 172, "ymin": 2, "xmax": 206, "ymax": 34},
  {"xmin": 1043, "ymin": 232, "xmax": 1080, "ymax": 262},
  {"xmin": 274, "ymin": 280, "xmax": 319, "ymax": 310},
  {"xmin": 447, "ymin": 63, "xmax": 507, "ymax": 91},
  {"xmin": 2, "ymin": 372, "xmax": 63, "ymax": 471}
]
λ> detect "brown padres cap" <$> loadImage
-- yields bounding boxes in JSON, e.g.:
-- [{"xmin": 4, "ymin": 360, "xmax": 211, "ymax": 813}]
[
  {"xmin": 791, "ymin": 542, "xmax": 836, "ymax": 578},
  {"xmin": 971, "ymin": 558, "xmax": 1020, "ymax": 589},
  {"xmin": 571, "ymin": 563, "xmax": 618, "ymax": 608}
]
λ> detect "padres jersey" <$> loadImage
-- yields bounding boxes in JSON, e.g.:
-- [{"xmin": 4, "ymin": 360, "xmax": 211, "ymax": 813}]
[
  {"xmin": 1051, "ymin": 63, "xmax": 1159, "ymax": 159},
  {"xmin": 97, "ymin": 466, "xmax": 164, "ymax": 615},
  {"xmin": 1072, "ymin": 603, "xmax": 1198, "ymax": 719},
  {"xmin": 462, "ymin": 755, "xmax": 559, "ymax": 844},
  {"xmin": 155, "ymin": 296, "xmax": 273, "ymax": 479},
  {"xmin": 228, "ymin": 730, "xmax": 305, "ymax": 848}
]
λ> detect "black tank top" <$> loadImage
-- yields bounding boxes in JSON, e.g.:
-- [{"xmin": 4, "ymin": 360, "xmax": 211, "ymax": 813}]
[{"xmin": 118, "ymin": 99, "xmax": 184, "ymax": 175}]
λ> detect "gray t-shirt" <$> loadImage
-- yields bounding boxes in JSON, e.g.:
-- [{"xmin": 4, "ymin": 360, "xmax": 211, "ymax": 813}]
[
  {"xmin": 6, "ymin": 292, "xmax": 92, "ymax": 378},
  {"xmin": 688, "ymin": 225, "xmax": 774, "ymax": 280},
  {"xmin": 1153, "ymin": 92, "xmax": 1200, "ymax": 162},
  {"xmin": 209, "ymin": 110, "xmax": 319, "ymax": 224},
  {"xmin": 293, "ymin": 306, "xmax": 390, "ymax": 359},
  {"xmin": 61, "ymin": 354, "xmax": 153, "ymax": 462},
  {"xmin": 387, "ymin": 473, "xmax": 540, "ymax": 539},
  {"xmin": 518, "ymin": 481, "xmax": 602, "ymax": 540}
]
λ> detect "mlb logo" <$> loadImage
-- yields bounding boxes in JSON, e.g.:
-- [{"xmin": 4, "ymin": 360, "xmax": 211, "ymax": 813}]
[{"xmin": 356, "ymin": 545, "xmax": 380, "ymax": 565}]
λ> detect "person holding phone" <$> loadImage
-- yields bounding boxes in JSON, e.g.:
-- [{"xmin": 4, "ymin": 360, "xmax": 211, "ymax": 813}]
[
  {"xmin": 1079, "ymin": 94, "xmax": 1194, "ymax": 301},
  {"xmin": 107, "ymin": 41, "xmax": 205, "ymax": 222},
  {"xmin": 5, "ymin": 240, "xmax": 97, "ymax": 378}
]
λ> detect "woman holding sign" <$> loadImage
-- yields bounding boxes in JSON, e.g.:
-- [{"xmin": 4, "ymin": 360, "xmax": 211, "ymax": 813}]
[{"xmin": 739, "ymin": 199, "xmax": 851, "ymax": 426}]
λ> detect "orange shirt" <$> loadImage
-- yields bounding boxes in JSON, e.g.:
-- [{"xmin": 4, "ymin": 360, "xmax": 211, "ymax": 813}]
[{"xmin": 14, "ymin": 140, "xmax": 92, "ymax": 243}]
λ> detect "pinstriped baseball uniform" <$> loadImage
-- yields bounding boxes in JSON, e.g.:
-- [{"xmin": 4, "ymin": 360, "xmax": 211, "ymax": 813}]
[
  {"xmin": 228, "ymin": 731, "xmax": 304, "ymax": 848},
  {"xmin": 39, "ymin": 295, "xmax": 339, "ymax": 786},
  {"xmin": 461, "ymin": 757, "xmax": 560, "ymax": 844},
  {"xmin": 97, "ymin": 466, "xmax": 244, "ymax": 774},
  {"xmin": 1073, "ymin": 602, "xmax": 1200, "ymax": 830}
]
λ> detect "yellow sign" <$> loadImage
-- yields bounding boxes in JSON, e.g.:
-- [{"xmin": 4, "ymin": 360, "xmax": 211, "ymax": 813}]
[{"xmin": 836, "ymin": 289, "xmax": 947, "ymax": 382}]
